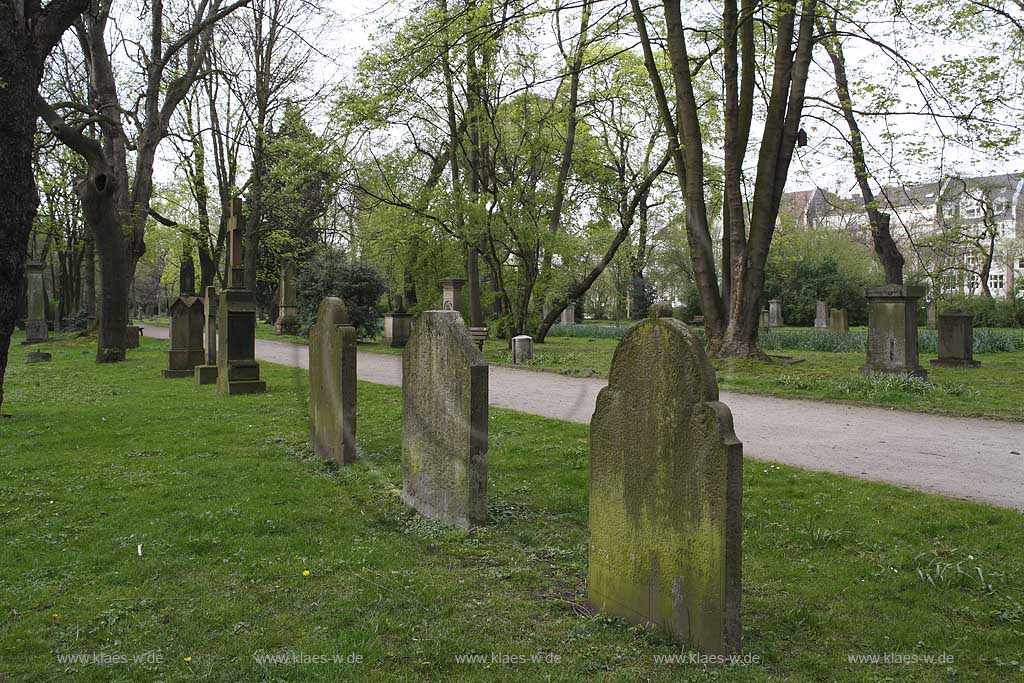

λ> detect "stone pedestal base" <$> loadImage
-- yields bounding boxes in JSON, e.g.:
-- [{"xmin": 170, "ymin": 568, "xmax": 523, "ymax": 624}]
[
  {"xmin": 161, "ymin": 368, "xmax": 194, "ymax": 379},
  {"xmin": 275, "ymin": 306, "xmax": 300, "ymax": 335},
  {"xmin": 217, "ymin": 289, "xmax": 266, "ymax": 395},
  {"xmin": 219, "ymin": 360, "xmax": 266, "ymax": 394},
  {"xmin": 194, "ymin": 365, "xmax": 219, "ymax": 384},
  {"xmin": 382, "ymin": 313, "xmax": 413, "ymax": 348},
  {"xmin": 861, "ymin": 285, "xmax": 926, "ymax": 379}
]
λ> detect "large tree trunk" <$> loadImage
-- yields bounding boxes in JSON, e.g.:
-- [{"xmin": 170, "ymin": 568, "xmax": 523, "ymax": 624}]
[
  {"xmin": 0, "ymin": 55, "xmax": 40, "ymax": 414},
  {"xmin": 78, "ymin": 167, "xmax": 129, "ymax": 362}
]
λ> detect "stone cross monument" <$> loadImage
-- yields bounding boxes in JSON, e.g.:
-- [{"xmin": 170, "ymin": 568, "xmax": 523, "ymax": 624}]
[{"xmin": 216, "ymin": 197, "xmax": 266, "ymax": 394}]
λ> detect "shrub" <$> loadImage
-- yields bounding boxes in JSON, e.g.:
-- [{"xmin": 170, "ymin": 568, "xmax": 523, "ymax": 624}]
[
  {"xmin": 939, "ymin": 294, "xmax": 1023, "ymax": 328},
  {"xmin": 296, "ymin": 248, "xmax": 387, "ymax": 339}
]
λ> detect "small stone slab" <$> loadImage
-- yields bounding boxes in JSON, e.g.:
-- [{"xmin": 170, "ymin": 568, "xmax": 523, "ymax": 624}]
[
  {"xmin": 26, "ymin": 351, "xmax": 52, "ymax": 364},
  {"xmin": 401, "ymin": 311, "xmax": 488, "ymax": 529},
  {"xmin": 512, "ymin": 335, "xmax": 533, "ymax": 364},
  {"xmin": 589, "ymin": 317, "xmax": 742, "ymax": 654},
  {"xmin": 308, "ymin": 297, "xmax": 357, "ymax": 465}
]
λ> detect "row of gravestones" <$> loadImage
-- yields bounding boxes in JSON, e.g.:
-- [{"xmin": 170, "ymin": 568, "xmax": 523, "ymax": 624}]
[
  {"xmin": 162, "ymin": 198, "xmax": 267, "ymax": 394},
  {"xmin": 309, "ymin": 301, "xmax": 743, "ymax": 655}
]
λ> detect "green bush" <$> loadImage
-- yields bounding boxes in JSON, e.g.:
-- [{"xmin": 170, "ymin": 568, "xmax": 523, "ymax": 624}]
[
  {"xmin": 764, "ymin": 228, "xmax": 882, "ymax": 326},
  {"xmin": 296, "ymin": 248, "xmax": 387, "ymax": 339},
  {"xmin": 939, "ymin": 294, "xmax": 1023, "ymax": 328}
]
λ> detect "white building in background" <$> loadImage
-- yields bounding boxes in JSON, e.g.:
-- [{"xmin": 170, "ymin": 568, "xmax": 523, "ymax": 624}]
[{"xmin": 780, "ymin": 173, "xmax": 1024, "ymax": 298}]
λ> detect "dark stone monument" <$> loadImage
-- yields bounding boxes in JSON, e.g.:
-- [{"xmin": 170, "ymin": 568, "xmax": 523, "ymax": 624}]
[
  {"xmin": 309, "ymin": 297, "xmax": 358, "ymax": 465},
  {"xmin": 194, "ymin": 285, "xmax": 219, "ymax": 384},
  {"xmin": 768, "ymin": 299, "xmax": 783, "ymax": 327},
  {"xmin": 589, "ymin": 317, "xmax": 742, "ymax": 654},
  {"xmin": 814, "ymin": 301, "xmax": 828, "ymax": 329},
  {"xmin": 26, "ymin": 351, "xmax": 52, "ymax": 364},
  {"xmin": 125, "ymin": 325, "xmax": 142, "ymax": 349},
  {"xmin": 23, "ymin": 261, "xmax": 48, "ymax": 344},
  {"xmin": 275, "ymin": 259, "xmax": 300, "ymax": 335},
  {"xmin": 401, "ymin": 311, "xmax": 488, "ymax": 529},
  {"xmin": 439, "ymin": 277, "xmax": 466, "ymax": 313},
  {"xmin": 216, "ymin": 197, "xmax": 266, "ymax": 395},
  {"xmin": 162, "ymin": 296, "xmax": 205, "ymax": 378},
  {"xmin": 381, "ymin": 295, "xmax": 414, "ymax": 348},
  {"xmin": 862, "ymin": 285, "xmax": 926, "ymax": 378},
  {"xmin": 931, "ymin": 311, "xmax": 980, "ymax": 368},
  {"xmin": 828, "ymin": 308, "xmax": 849, "ymax": 333}
]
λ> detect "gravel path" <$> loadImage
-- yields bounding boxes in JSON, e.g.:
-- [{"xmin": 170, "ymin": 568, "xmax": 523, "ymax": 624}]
[{"xmin": 143, "ymin": 325, "xmax": 1024, "ymax": 511}]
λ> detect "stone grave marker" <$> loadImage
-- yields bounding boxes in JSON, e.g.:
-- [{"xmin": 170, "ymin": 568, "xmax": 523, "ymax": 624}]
[
  {"xmin": 588, "ymin": 316, "xmax": 742, "ymax": 654},
  {"xmin": 768, "ymin": 299, "xmax": 783, "ymax": 327},
  {"xmin": 862, "ymin": 285, "xmax": 926, "ymax": 378},
  {"xmin": 275, "ymin": 259, "xmax": 300, "ymax": 335},
  {"xmin": 931, "ymin": 311, "xmax": 980, "ymax": 368},
  {"xmin": 23, "ymin": 261, "xmax": 48, "ymax": 344},
  {"xmin": 814, "ymin": 301, "xmax": 828, "ymax": 329},
  {"xmin": 828, "ymin": 308, "xmax": 849, "ymax": 333},
  {"xmin": 512, "ymin": 335, "xmax": 533, "ymax": 364},
  {"xmin": 309, "ymin": 297, "xmax": 358, "ymax": 465},
  {"xmin": 162, "ymin": 296, "xmax": 204, "ymax": 378},
  {"xmin": 382, "ymin": 295, "xmax": 414, "ymax": 348},
  {"xmin": 194, "ymin": 286, "xmax": 219, "ymax": 384},
  {"xmin": 401, "ymin": 311, "xmax": 488, "ymax": 529}
]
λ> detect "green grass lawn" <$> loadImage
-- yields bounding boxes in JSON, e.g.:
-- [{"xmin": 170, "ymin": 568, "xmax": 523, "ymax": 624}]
[
  {"xmin": 1, "ymin": 333, "xmax": 1023, "ymax": 681},
  {"xmin": 142, "ymin": 316, "xmax": 1024, "ymax": 420}
]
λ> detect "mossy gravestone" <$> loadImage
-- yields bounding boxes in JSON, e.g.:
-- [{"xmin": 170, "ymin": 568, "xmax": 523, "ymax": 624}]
[
  {"xmin": 589, "ymin": 317, "xmax": 742, "ymax": 654},
  {"xmin": 401, "ymin": 311, "xmax": 488, "ymax": 529},
  {"xmin": 308, "ymin": 297, "xmax": 357, "ymax": 465}
]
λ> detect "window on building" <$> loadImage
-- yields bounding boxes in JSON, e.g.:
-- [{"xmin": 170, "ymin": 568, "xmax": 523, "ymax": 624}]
[
  {"xmin": 961, "ymin": 202, "xmax": 982, "ymax": 219},
  {"xmin": 989, "ymin": 273, "xmax": 1006, "ymax": 291}
]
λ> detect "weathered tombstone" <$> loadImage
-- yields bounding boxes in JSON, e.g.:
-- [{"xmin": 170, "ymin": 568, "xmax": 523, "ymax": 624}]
[
  {"xmin": 162, "ymin": 296, "xmax": 205, "ymax": 378},
  {"xmin": 439, "ymin": 277, "xmax": 466, "ymax": 313},
  {"xmin": 194, "ymin": 285, "xmax": 219, "ymax": 384},
  {"xmin": 768, "ymin": 299, "xmax": 784, "ymax": 327},
  {"xmin": 401, "ymin": 311, "xmax": 488, "ymax": 529},
  {"xmin": 927, "ymin": 301, "xmax": 937, "ymax": 328},
  {"xmin": 23, "ymin": 261, "xmax": 48, "ymax": 344},
  {"xmin": 862, "ymin": 285, "xmax": 926, "ymax": 378},
  {"xmin": 561, "ymin": 303, "xmax": 577, "ymax": 326},
  {"xmin": 217, "ymin": 198, "xmax": 266, "ymax": 394},
  {"xmin": 931, "ymin": 311, "xmax": 980, "ymax": 368},
  {"xmin": 125, "ymin": 325, "xmax": 142, "ymax": 349},
  {"xmin": 511, "ymin": 335, "xmax": 533, "ymax": 364},
  {"xmin": 589, "ymin": 317, "xmax": 742, "ymax": 654},
  {"xmin": 759, "ymin": 308, "xmax": 770, "ymax": 332},
  {"xmin": 828, "ymin": 308, "xmax": 849, "ymax": 333},
  {"xmin": 275, "ymin": 260, "xmax": 300, "ymax": 335},
  {"xmin": 381, "ymin": 295, "xmax": 414, "ymax": 348},
  {"xmin": 309, "ymin": 297, "xmax": 358, "ymax": 465},
  {"xmin": 26, "ymin": 351, "xmax": 52, "ymax": 364},
  {"xmin": 814, "ymin": 301, "xmax": 829, "ymax": 329}
]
